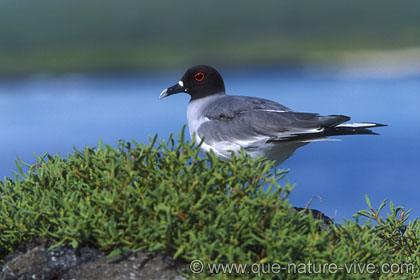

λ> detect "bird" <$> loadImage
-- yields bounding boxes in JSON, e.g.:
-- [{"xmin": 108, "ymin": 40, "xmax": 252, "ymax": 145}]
[{"xmin": 160, "ymin": 65, "xmax": 386, "ymax": 165}]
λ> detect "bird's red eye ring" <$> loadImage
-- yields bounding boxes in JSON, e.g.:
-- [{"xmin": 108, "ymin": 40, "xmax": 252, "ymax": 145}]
[{"xmin": 194, "ymin": 72, "xmax": 205, "ymax": 82}]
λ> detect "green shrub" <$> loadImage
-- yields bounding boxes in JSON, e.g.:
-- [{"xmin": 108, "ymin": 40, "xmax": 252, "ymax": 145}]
[{"xmin": 0, "ymin": 127, "xmax": 419, "ymax": 279}]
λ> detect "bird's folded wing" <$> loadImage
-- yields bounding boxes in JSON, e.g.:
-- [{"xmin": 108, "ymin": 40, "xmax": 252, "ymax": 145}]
[
  {"xmin": 203, "ymin": 95, "xmax": 292, "ymax": 119},
  {"xmin": 197, "ymin": 95, "xmax": 356, "ymax": 146},
  {"xmin": 199, "ymin": 110, "xmax": 338, "ymax": 147}
]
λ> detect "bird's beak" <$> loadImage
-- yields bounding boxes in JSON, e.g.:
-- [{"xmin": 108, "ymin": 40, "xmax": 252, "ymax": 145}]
[{"xmin": 159, "ymin": 81, "xmax": 185, "ymax": 99}]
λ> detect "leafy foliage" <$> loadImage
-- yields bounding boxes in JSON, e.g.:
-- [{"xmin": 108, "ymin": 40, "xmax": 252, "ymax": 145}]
[{"xmin": 0, "ymin": 127, "xmax": 419, "ymax": 279}]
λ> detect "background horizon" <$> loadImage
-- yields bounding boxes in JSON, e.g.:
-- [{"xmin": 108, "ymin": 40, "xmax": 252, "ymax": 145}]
[{"xmin": 1, "ymin": 0, "xmax": 420, "ymax": 75}]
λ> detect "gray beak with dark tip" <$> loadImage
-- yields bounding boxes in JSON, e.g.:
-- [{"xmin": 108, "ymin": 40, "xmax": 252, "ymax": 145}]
[{"xmin": 159, "ymin": 81, "xmax": 185, "ymax": 99}]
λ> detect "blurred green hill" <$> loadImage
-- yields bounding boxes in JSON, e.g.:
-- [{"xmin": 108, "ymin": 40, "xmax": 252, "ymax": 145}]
[{"xmin": 1, "ymin": 0, "xmax": 420, "ymax": 74}]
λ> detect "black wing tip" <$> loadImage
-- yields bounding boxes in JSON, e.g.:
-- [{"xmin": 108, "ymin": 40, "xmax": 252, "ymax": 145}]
[
  {"xmin": 372, "ymin": 123, "xmax": 388, "ymax": 127},
  {"xmin": 331, "ymin": 114, "xmax": 351, "ymax": 120},
  {"xmin": 319, "ymin": 114, "xmax": 351, "ymax": 127}
]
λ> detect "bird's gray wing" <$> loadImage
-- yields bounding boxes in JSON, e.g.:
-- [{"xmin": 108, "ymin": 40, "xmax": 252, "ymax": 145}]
[
  {"xmin": 198, "ymin": 95, "xmax": 350, "ymax": 146},
  {"xmin": 204, "ymin": 95, "xmax": 293, "ymax": 119}
]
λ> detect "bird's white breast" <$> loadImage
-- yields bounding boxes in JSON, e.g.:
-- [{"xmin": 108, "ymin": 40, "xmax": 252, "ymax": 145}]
[
  {"xmin": 187, "ymin": 94, "xmax": 224, "ymax": 137},
  {"xmin": 186, "ymin": 94, "xmax": 233, "ymax": 158}
]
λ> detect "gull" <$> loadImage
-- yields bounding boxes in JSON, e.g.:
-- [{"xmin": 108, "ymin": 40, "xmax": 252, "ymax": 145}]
[{"xmin": 160, "ymin": 65, "xmax": 385, "ymax": 165}]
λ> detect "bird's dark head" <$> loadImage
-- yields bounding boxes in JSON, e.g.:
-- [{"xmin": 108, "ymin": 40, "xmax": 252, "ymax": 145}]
[{"xmin": 160, "ymin": 65, "xmax": 225, "ymax": 101}]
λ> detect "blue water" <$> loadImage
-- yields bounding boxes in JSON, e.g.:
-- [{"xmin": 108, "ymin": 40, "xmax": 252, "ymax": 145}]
[{"xmin": 1, "ymin": 68, "xmax": 419, "ymax": 221}]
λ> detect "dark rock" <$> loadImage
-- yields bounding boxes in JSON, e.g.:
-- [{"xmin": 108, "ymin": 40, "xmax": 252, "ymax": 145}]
[
  {"xmin": 291, "ymin": 207, "xmax": 334, "ymax": 231},
  {"xmin": 0, "ymin": 241, "xmax": 185, "ymax": 280},
  {"xmin": 61, "ymin": 252, "xmax": 186, "ymax": 280}
]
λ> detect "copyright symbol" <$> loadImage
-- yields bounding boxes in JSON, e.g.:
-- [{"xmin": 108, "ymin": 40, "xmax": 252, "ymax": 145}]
[{"xmin": 190, "ymin": 259, "xmax": 204, "ymax": 274}]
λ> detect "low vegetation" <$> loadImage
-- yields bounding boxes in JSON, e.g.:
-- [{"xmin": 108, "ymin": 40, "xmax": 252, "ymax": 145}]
[{"xmin": 1, "ymin": 127, "xmax": 419, "ymax": 279}]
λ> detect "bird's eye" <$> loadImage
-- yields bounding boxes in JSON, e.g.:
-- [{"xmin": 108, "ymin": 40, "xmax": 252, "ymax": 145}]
[{"xmin": 194, "ymin": 72, "xmax": 205, "ymax": 82}]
